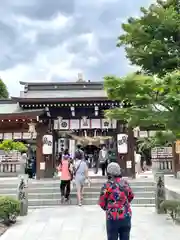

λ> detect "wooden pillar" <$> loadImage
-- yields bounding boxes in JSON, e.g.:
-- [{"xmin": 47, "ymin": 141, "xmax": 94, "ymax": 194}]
[
  {"xmin": 173, "ymin": 142, "xmax": 180, "ymax": 178},
  {"xmin": 36, "ymin": 123, "xmax": 46, "ymax": 179},
  {"xmin": 36, "ymin": 122, "xmax": 55, "ymax": 179},
  {"xmin": 116, "ymin": 121, "xmax": 136, "ymax": 178},
  {"xmin": 127, "ymin": 127, "xmax": 136, "ymax": 179},
  {"xmin": 116, "ymin": 121, "xmax": 128, "ymax": 176}
]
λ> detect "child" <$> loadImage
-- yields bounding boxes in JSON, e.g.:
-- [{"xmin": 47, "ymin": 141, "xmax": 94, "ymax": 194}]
[{"xmin": 57, "ymin": 154, "xmax": 73, "ymax": 203}]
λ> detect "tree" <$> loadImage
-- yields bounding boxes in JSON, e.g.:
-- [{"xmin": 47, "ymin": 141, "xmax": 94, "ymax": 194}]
[
  {"xmin": 137, "ymin": 131, "xmax": 175, "ymax": 151},
  {"xmin": 118, "ymin": 0, "xmax": 180, "ymax": 76},
  {"xmin": 104, "ymin": 70, "xmax": 180, "ymax": 139},
  {"xmin": 0, "ymin": 78, "xmax": 9, "ymax": 98},
  {"xmin": 0, "ymin": 140, "xmax": 27, "ymax": 153}
]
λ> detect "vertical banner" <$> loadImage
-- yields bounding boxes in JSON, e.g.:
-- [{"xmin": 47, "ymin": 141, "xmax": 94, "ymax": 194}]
[
  {"xmin": 42, "ymin": 135, "xmax": 53, "ymax": 155},
  {"xmin": 69, "ymin": 139, "xmax": 76, "ymax": 159},
  {"xmin": 117, "ymin": 134, "xmax": 128, "ymax": 154}
]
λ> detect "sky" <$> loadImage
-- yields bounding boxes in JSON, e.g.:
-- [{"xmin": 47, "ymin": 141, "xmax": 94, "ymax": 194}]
[{"xmin": 0, "ymin": 0, "xmax": 154, "ymax": 97}]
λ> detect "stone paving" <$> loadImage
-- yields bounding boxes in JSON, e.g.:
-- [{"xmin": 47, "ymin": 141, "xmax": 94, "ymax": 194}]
[{"xmin": 0, "ymin": 206, "xmax": 179, "ymax": 240}]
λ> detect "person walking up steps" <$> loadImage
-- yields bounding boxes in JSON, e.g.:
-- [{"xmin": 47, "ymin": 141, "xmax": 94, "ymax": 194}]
[
  {"xmin": 57, "ymin": 152, "xmax": 73, "ymax": 204},
  {"xmin": 99, "ymin": 145, "xmax": 108, "ymax": 176},
  {"xmin": 74, "ymin": 150, "xmax": 90, "ymax": 206},
  {"xmin": 99, "ymin": 162, "xmax": 134, "ymax": 240}
]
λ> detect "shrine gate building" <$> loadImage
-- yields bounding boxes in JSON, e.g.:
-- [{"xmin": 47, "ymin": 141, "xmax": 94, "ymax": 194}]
[{"xmin": 0, "ymin": 77, "xmax": 136, "ymax": 179}]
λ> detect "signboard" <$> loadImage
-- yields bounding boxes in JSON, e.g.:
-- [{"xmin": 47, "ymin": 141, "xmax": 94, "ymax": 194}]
[
  {"xmin": 117, "ymin": 134, "xmax": 128, "ymax": 154},
  {"xmin": 0, "ymin": 133, "xmax": 3, "ymax": 140},
  {"xmin": 40, "ymin": 162, "xmax": 45, "ymax": 170},
  {"xmin": 42, "ymin": 135, "xmax": 53, "ymax": 155},
  {"xmin": 126, "ymin": 161, "xmax": 132, "ymax": 168},
  {"xmin": 22, "ymin": 132, "xmax": 31, "ymax": 139},
  {"xmin": 3, "ymin": 133, "xmax": 12, "ymax": 140},
  {"xmin": 176, "ymin": 140, "xmax": 180, "ymax": 154},
  {"xmin": 139, "ymin": 131, "xmax": 148, "ymax": 138},
  {"xmin": 151, "ymin": 147, "xmax": 173, "ymax": 160},
  {"xmin": 13, "ymin": 132, "xmax": 22, "ymax": 139}
]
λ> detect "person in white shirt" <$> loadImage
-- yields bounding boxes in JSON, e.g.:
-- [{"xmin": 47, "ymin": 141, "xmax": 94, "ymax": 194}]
[
  {"xmin": 135, "ymin": 152, "xmax": 142, "ymax": 175},
  {"xmin": 98, "ymin": 145, "xmax": 108, "ymax": 176}
]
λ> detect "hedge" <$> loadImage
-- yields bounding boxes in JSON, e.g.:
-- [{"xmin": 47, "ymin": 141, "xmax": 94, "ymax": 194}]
[
  {"xmin": 160, "ymin": 200, "xmax": 180, "ymax": 223},
  {"xmin": 0, "ymin": 196, "xmax": 20, "ymax": 226}
]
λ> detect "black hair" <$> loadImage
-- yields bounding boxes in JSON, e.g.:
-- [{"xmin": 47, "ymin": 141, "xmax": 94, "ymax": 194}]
[
  {"xmin": 75, "ymin": 150, "xmax": 83, "ymax": 160},
  {"xmin": 107, "ymin": 173, "xmax": 122, "ymax": 180},
  {"xmin": 64, "ymin": 149, "xmax": 69, "ymax": 155}
]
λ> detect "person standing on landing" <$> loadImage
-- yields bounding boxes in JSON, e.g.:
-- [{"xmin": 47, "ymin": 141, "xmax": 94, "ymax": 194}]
[
  {"xmin": 99, "ymin": 162, "xmax": 134, "ymax": 240},
  {"xmin": 57, "ymin": 153, "xmax": 73, "ymax": 203},
  {"xmin": 74, "ymin": 150, "xmax": 90, "ymax": 206},
  {"xmin": 98, "ymin": 145, "xmax": 108, "ymax": 176}
]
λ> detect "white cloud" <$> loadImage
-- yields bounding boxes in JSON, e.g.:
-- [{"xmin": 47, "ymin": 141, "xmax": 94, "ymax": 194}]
[
  {"xmin": 0, "ymin": 0, "xmax": 155, "ymax": 96},
  {"xmin": 14, "ymin": 13, "xmax": 72, "ymax": 30},
  {"xmin": 0, "ymin": 43, "xmax": 82, "ymax": 96}
]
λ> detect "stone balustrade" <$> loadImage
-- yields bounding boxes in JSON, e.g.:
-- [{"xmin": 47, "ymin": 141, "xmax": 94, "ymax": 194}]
[{"xmin": 0, "ymin": 161, "xmax": 21, "ymax": 177}]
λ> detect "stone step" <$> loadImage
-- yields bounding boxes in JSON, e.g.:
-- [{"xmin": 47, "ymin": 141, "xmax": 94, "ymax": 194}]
[
  {"xmin": 0, "ymin": 181, "xmax": 155, "ymax": 190},
  {"xmin": 1, "ymin": 191, "xmax": 155, "ymax": 199},
  {"xmin": 0, "ymin": 179, "xmax": 155, "ymax": 188},
  {"xmin": 0, "ymin": 185, "xmax": 155, "ymax": 194},
  {"xmin": 26, "ymin": 197, "xmax": 155, "ymax": 206},
  {"xmin": 28, "ymin": 203, "xmax": 155, "ymax": 209}
]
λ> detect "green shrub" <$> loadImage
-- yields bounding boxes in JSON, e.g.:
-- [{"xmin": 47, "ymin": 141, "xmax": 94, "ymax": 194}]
[
  {"xmin": 0, "ymin": 196, "xmax": 20, "ymax": 226},
  {"xmin": 160, "ymin": 200, "xmax": 180, "ymax": 223}
]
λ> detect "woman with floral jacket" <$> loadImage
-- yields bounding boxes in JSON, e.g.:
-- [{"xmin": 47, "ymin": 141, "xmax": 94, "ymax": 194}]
[{"xmin": 99, "ymin": 162, "xmax": 134, "ymax": 240}]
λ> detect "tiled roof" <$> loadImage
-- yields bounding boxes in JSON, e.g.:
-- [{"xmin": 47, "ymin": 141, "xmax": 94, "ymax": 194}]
[
  {"xmin": 0, "ymin": 103, "xmax": 20, "ymax": 114},
  {"xmin": 0, "ymin": 102, "xmax": 45, "ymax": 117},
  {"xmin": 20, "ymin": 89, "xmax": 107, "ymax": 99}
]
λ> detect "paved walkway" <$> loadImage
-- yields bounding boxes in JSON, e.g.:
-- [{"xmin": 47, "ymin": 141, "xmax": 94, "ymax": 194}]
[{"xmin": 0, "ymin": 206, "xmax": 179, "ymax": 240}]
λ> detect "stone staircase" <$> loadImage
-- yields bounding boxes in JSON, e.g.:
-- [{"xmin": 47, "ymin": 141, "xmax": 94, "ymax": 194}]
[{"xmin": 0, "ymin": 176, "xmax": 155, "ymax": 208}]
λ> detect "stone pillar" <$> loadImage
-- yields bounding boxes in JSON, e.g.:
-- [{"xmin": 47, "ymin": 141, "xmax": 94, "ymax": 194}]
[
  {"xmin": 155, "ymin": 172, "xmax": 165, "ymax": 214},
  {"xmin": 17, "ymin": 174, "xmax": 28, "ymax": 216}
]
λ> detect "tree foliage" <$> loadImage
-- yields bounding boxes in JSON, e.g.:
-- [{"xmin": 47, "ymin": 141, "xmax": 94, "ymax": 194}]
[
  {"xmin": 137, "ymin": 131, "xmax": 175, "ymax": 152},
  {"xmin": 0, "ymin": 78, "xmax": 9, "ymax": 99},
  {"xmin": 0, "ymin": 140, "xmax": 27, "ymax": 153},
  {"xmin": 117, "ymin": 0, "xmax": 180, "ymax": 76},
  {"xmin": 104, "ymin": 70, "xmax": 180, "ymax": 138}
]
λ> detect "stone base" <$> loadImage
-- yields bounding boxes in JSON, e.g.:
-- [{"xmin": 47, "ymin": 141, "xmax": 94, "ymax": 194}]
[{"xmin": 176, "ymin": 171, "xmax": 180, "ymax": 179}]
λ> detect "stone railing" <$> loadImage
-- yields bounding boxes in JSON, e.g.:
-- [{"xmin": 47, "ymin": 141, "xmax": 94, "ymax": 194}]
[
  {"xmin": 0, "ymin": 161, "xmax": 20, "ymax": 177},
  {"xmin": 165, "ymin": 176, "xmax": 180, "ymax": 201},
  {"xmin": 152, "ymin": 159, "xmax": 173, "ymax": 174},
  {"xmin": 151, "ymin": 147, "xmax": 173, "ymax": 175}
]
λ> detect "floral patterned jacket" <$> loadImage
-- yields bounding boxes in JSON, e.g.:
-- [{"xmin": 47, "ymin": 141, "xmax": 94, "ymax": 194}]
[{"xmin": 99, "ymin": 177, "xmax": 134, "ymax": 220}]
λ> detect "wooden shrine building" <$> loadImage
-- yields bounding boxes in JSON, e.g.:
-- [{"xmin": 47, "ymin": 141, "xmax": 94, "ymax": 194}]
[{"xmin": 0, "ymin": 75, "xmax": 136, "ymax": 179}]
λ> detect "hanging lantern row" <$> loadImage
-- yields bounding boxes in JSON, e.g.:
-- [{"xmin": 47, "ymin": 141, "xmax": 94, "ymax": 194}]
[{"xmin": 20, "ymin": 101, "xmax": 124, "ymax": 108}]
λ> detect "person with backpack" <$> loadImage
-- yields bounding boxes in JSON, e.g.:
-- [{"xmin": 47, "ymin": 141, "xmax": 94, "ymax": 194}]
[
  {"xmin": 98, "ymin": 145, "xmax": 108, "ymax": 176},
  {"xmin": 99, "ymin": 162, "xmax": 134, "ymax": 240},
  {"xmin": 74, "ymin": 150, "xmax": 90, "ymax": 206},
  {"xmin": 57, "ymin": 152, "xmax": 73, "ymax": 204}
]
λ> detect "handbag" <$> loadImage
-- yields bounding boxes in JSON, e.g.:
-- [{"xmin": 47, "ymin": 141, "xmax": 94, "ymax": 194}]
[
  {"xmin": 73, "ymin": 160, "xmax": 82, "ymax": 177},
  {"xmin": 68, "ymin": 161, "xmax": 73, "ymax": 181}
]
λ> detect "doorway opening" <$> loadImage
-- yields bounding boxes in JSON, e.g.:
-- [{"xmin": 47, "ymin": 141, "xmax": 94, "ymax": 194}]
[{"xmin": 83, "ymin": 145, "xmax": 100, "ymax": 168}]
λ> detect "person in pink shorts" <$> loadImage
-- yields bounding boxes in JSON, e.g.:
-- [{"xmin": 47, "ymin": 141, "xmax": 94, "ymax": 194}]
[{"xmin": 57, "ymin": 152, "xmax": 73, "ymax": 203}]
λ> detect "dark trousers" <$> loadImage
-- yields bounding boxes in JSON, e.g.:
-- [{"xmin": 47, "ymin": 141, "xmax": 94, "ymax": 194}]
[
  {"xmin": 60, "ymin": 180, "xmax": 71, "ymax": 199},
  {"xmin": 106, "ymin": 218, "xmax": 131, "ymax": 240},
  {"xmin": 95, "ymin": 160, "xmax": 99, "ymax": 174},
  {"xmin": 101, "ymin": 162, "xmax": 107, "ymax": 176}
]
